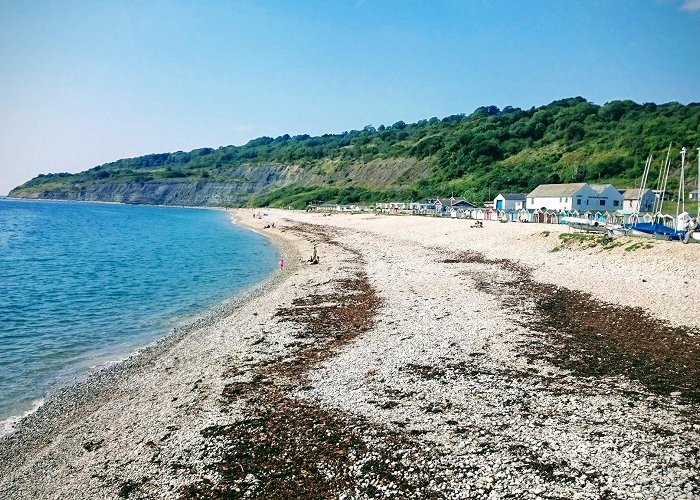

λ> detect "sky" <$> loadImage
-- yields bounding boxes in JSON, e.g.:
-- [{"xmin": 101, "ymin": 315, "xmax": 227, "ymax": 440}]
[{"xmin": 1, "ymin": 0, "xmax": 699, "ymax": 195}]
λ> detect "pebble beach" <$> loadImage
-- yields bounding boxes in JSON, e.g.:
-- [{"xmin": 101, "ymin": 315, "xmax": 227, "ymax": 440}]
[{"xmin": 1, "ymin": 209, "xmax": 698, "ymax": 499}]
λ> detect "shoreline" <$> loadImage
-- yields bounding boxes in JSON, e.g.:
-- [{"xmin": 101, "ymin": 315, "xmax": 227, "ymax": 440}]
[
  {"xmin": 0, "ymin": 207, "xmax": 287, "ymax": 438},
  {"xmin": 1, "ymin": 209, "xmax": 698, "ymax": 499}
]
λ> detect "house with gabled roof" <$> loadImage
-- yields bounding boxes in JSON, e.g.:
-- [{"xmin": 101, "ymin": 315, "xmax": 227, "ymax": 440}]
[
  {"xmin": 589, "ymin": 184, "xmax": 623, "ymax": 210},
  {"xmin": 527, "ymin": 183, "xmax": 624, "ymax": 211},
  {"xmin": 493, "ymin": 193, "xmax": 526, "ymax": 211},
  {"xmin": 431, "ymin": 197, "xmax": 475, "ymax": 215},
  {"xmin": 619, "ymin": 188, "xmax": 656, "ymax": 212},
  {"xmin": 526, "ymin": 183, "xmax": 595, "ymax": 211}
]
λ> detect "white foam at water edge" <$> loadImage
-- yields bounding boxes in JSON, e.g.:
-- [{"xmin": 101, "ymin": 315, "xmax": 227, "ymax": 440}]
[
  {"xmin": 88, "ymin": 359, "xmax": 123, "ymax": 370},
  {"xmin": 0, "ymin": 399, "xmax": 45, "ymax": 438}
]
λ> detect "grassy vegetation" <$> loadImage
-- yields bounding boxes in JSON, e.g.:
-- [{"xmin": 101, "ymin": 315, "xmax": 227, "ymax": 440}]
[
  {"xmin": 10, "ymin": 97, "xmax": 700, "ymax": 207},
  {"xmin": 624, "ymin": 242, "xmax": 655, "ymax": 252},
  {"xmin": 558, "ymin": 232, "xmax": 623, "ymax": 250}
]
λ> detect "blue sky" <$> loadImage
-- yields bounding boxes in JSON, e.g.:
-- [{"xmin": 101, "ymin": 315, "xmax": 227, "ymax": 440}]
[{"xmin": 1, "ymin": 0, "xmax": 699, "ymax": 194}]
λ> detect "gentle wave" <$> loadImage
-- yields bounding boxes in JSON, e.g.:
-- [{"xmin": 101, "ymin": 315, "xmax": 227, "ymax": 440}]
[{"xmin": 0, "ymin": 200, "xmax": 278, "ymax": 431}]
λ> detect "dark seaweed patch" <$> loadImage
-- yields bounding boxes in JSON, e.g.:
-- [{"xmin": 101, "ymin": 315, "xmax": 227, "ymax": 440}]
[{"xmin": 441, "ymin": 251, "xmax": 700, "ymax": 403}]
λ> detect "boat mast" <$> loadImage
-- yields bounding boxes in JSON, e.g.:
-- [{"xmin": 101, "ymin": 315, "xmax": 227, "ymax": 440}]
[
  {"xmin": 636, "ymin": 155, "xmax": 652, "ymax": 213},
  {"xmin": 655, "ymin": 143, "xmax": 673, "ymax": 215},
  {"xmin": 678, "ymin": 147, "xmax": 686, "ymax": 220}
]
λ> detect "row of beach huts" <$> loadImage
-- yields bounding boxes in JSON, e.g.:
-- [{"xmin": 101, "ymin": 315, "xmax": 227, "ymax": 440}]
[{"xmin": 307, "ymin": 182, "xmax": 697, "ymax": 223}]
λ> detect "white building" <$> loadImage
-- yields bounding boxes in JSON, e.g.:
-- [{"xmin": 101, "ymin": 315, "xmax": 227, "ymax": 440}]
[
  {"xmin": 689, "ymin": 190, "xmax": 699, "ymax": 200},
  {"xmin": 620, "ymin": 188, "xmax": 656, "ymax": 212},
  {"xmin": 493, "ymin": 193, "xmax": 526, "ymax": 211},
  {"xmin": 526, "ymin": 183, "xmax": 624, "ymax": 211},
  {"xmin": 526, "ymin": 183, "xmax": 595, "ymax": 211}
]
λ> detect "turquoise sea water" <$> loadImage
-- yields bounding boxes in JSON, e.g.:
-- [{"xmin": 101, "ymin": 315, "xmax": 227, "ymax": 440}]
[{"xmin": 0, "ymin": 199, "xmax": 278, "ymax": 431}]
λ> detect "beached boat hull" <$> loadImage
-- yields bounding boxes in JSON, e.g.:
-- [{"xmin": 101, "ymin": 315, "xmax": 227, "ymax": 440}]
[
  {"xmin": 627, "ymin": 222, "xmax": 684, "ymax": 241},
  {"xmin": 561, "ymin": 217, "xmax": 608, "ymax": 233}
]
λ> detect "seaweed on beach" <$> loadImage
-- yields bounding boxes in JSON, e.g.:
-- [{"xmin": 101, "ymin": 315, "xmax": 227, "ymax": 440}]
[
  {"xmin": 182, "ymin": 264, "xmax": 461, "ymax": 499},
  {"xmin": 273, "ymin": 275, "xmax": 381, "ymax": 378},
  {"xmin": 524, "ymin": 283, "xmax": 700, "ymax": 403},
  {"xmin": 185, "ymin": 392, "xmax": 455, "ymax": 500},
  {"xmin": 181, "ymin": 227, "xmax": 466, "ymax": 499},
  {"xmin": 441, "ymin": 251, "xmax": 700, "ymax": 404}
]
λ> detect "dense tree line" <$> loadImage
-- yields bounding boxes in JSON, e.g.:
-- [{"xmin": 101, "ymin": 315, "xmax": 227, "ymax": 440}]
[{"xmin": 13, "ymin": 97, "xmax": 700, "ymax": 208}]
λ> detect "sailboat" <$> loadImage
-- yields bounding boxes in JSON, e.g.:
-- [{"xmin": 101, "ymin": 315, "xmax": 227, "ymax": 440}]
[
  {"xmin": 682, "ymin": 146, "xmax": 700, "ymax": 244},
  {"xmin": 628, "ymin": 146, "xmax": 698, "ymax": 241}
]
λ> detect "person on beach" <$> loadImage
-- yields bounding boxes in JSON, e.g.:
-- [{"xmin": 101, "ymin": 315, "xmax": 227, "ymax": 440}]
[
  {"xmin": 308, "ymin": 245, "xmax": 319, "ymax": 264},
  {"xmin": 279, "ymin": 259, "xmax": 285, "ymax": 270}
]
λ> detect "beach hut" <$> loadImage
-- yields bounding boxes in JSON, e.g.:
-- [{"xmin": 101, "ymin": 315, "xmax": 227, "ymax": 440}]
[
  {"xmin": 493, "ymin": 193, "xmax": 527, "ymax": 211},
  {"xmin": 517, "ymin": 209, "xmax": 530, "ymax": 222}
]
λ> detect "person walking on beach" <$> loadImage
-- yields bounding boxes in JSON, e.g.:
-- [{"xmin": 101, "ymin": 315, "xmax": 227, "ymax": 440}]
[{"xmin": 279, "ymin": 259, "xmax": 285, "ymax": 270}]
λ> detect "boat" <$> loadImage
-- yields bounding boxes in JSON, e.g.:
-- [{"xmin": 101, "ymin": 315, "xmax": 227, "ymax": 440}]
[
  {"xmin": 628, "ymin": 146, "xmax": 700, "ymax": 242},
  {"xmin": 685, "ymin": 147, "xmax": 700, "ymax": 244},
  {"xmin": 627, "ymin": 213, "xmax": 685, "ymax": 241},
  {"xmin": 561, "ymin": 216, "xmax": 609, "ymax": 233}
]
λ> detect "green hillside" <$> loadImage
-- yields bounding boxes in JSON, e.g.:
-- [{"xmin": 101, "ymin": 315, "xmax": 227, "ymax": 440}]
[{"xmin": 10, "ymin": 97, "xmax": 700, "ymax": 208}]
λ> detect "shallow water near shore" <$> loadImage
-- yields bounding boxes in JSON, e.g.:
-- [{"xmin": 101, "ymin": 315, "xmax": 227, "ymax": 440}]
[{"xmin": 0, "ymin": 199, "xmax": 278, "ymax": 432}]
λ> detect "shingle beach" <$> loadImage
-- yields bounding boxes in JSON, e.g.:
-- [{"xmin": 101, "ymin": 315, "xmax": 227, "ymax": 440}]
[{"xmin": 1, "ymin": 210, "xmax": 698, "ymax": 499}]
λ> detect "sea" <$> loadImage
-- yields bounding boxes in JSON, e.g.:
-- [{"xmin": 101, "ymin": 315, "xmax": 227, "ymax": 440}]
[{"xmin": 0, "ymin": 199, "xmax": 278, "ymax": 434}]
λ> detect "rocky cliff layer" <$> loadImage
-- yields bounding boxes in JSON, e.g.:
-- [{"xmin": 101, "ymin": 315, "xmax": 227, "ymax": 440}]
[
  {"xmin": 9, "ymin": 159, "xmax": 429, "ymax": 207},
  {"xmin": 13, "ymin": 180, "xmax": 261, "ymax": 206}
]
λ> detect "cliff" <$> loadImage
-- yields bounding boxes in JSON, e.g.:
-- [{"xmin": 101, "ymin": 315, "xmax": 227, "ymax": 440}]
[
  {"xmin": 9, "ymin": 97, "xmax": 700, "ymax": 207},
  {"xmin": 10, "ymin": 159, "xmax": 430, "ymax": 207}
]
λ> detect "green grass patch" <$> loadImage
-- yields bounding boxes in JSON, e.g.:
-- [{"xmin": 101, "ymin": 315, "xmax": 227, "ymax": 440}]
[
  {"xmin": 558, "ymin": 232, "xmax": 621, "ymax": 250},
  {"xmin": 624, "ymin": 241, "xmax": 654, "ymax": 252}
]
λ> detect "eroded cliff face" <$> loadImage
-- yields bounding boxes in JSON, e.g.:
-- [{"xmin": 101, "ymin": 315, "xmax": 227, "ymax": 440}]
[
  {"xmin": 17, "ymin": 181, "xmax": 258, "ymax": 206},
  {"xmin": 10, "ymin": 163, "xmax": 294, "ymax": 206},
  {"xmin": 9, "ymin": 159, "xmax": 430, "ymax": 206}
]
